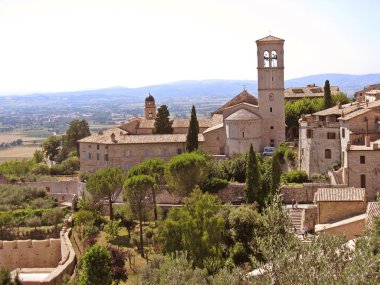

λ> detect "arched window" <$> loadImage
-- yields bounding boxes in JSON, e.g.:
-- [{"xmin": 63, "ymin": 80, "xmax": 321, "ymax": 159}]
[
  {"xmin": 271, "ymin": 51, "xmax": 277, "ymax": 67},
  {"xmin": 264, "ymin": 51, "xmax": 270, "ymax": 67},
  {"xmin": 148, "ymin": 111, "xmax": 153, "ymax": 119}
]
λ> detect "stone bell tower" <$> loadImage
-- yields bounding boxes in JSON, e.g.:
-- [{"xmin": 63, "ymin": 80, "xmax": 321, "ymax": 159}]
[
  {"xmin": 144, "ymin": 93, "xmax": 156, "ymax": 120},
  {"xmin": 256, "ymin": 35, "xmax": 285, "ymax": 149}
]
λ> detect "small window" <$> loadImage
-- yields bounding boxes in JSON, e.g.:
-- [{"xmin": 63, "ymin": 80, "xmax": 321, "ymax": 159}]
[
  {"xmin": 325, "ymin": 149, "xmax": 332, "ymax": 159},
  {"xmin": 96, "ymin": 153, "xmax": 100, "ymax": 160},
  {"xmin": 88, "ymin": 153, "xmax": 92, "ymax": 160},
  {"xmin": 270, "ymin": 139, "xmax": 275, "ymax": 147},
  {"xmin": 360, "ymin": 156, "xmax": 365, "ymax": 164},
  {"xmin": 104, "ymin": 154, "xmax": 108, "ymax": 161},
  {"xmin": 301, "ymin": 148, "xmax": 304, "ymax": 155},
  {"xmin": 264, "ymin": 51, "xmax": 270, "ymax": 67},
  {"xmin": 148, "ymin": 111, "xmax": 153, "ymax": 119},
  {"xmin": 327, "ymin": 132, "xmax": 336, "ymax": 139},
  {"xmin": 97, "ymin": 144, "xmax": 99, "ymax": 150},
  {"xmin": 270, "ymin": 126, "xmax": 274, "ymax": 130},
  {"xmin": 271, "ymin": 50, "xmax": 277, "ymax": 67},
  {"xmin": 125, "ymin": 150, "xmax": 131, "ymax": 157},
  {"xmin": 270, "ymin": 107, "xmax": 273, "ymax": 112},
  {"xmin": 342, "ymin": 128, "xmax": 345, "ymax": 138},
  {"xmin": 88, "ymin": 145, "xmax": 91, "ymax": 148},
  {"xmin": 360, "ymin": 174, "xmax": 366, "ymax": 188},
  {"xmin": 144, "ymin": 149, "xmax": 149, "ymax": 157},
  {"xmin": 177, "ymin": 148, "xmax": 183, "ymax": 154},
  {"xmin": 242, "ymin": 132, "xmax": 245, "ymax": 138},
  {"xmin": 306, "ymin": 129, "xmax": 313, "ymax": 138}
]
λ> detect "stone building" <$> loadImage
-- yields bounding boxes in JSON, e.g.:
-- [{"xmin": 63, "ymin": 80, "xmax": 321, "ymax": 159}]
[
  {"xmin": 78, "ymin": 35, "xmax": 286, "ymax": 173},
  {"xmin": 299, "ymin": 100, "xmax": 380, "ymax": 200},
  {"xmin": 354, "ymin": 83, "xmax": 380, "ymax": 102},
  {"xmin": 285, "ymin": 84, "xmax": 340, "ymax": 102}
]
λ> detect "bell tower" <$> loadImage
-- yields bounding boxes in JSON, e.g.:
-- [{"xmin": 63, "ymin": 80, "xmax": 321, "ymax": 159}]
[
  {"xmin": 256, "ymin": 35, "xmax": 285, "ymax": 149},
  {"xmin": 144, "ymin": 93, "xmax": 156, "ymax": 120}
]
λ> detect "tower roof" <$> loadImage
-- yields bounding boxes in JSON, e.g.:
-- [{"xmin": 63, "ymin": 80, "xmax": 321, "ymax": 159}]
[
  {"xmin": 212, "ymin": 90, "xmax": 258, "ymax": 114},
  {"xmin": 256, "ymin": 35, "xmax": 284, "ymax": 43},
  {"xmin": 145, "ymin": 93, "xmax": 155, "ymax": 102}
]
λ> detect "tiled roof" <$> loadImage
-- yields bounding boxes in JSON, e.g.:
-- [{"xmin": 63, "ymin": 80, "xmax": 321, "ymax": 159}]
[
  {"xmin": 339, "ymin": 108, "xmax": 372, "ymax": 121},
  {"xmin": 225, "ymin": 109, "xmax": 259, "ymax": 121},
  {"xmin": 78, "ymin": 128, "xmax": 205, "ymax": 144},
  {"xmin": 285, "ymin": 86, "xmax": 339, "ymax": 99},
  {"xmin": 203, "ymin": 123, "xmax": 223, "ymax": 134},
  {"xmin": 366, "ymin": 202, "xmax": 380, "ymax": 228},
  {"xmin": 313, "ymin": 103, "xmax": 361, "ymax": 116},
  {"xmin": 316, "ymin": 187, "xmax": 366, "ymax": 202},
  {"xmin": 256, "ymin": 35, "xmax": 284, "ymax": 42},
  {"xmin": 213, "ymin": 90, "xmax": 258, "ymax": 114}
]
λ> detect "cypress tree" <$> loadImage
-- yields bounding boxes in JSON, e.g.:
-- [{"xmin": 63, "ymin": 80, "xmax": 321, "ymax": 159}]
[
  {"xmin": 153, "ymin": 105, "xmax": 173, "ymax": 134},
  {"xmin": 271, "ymin": 152, "xmax": 282, "ymax": 195},
  {"xmin": 186, "ymin": 105, "xmax": 199, "ymax": 152},
  {"xmin": 245, "ymin": 144, "xmax": 260, "ymax": 204},
  {"xmin": 324, "ymin": 80, "xmax": 332, "ymax": 109}
]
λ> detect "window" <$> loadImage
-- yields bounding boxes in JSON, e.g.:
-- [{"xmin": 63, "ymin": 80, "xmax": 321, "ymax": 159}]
[
  {"xmin": 242, "ymin": 132, "xmax": 245, "ymax": 138},
  {"xmin": 360, "ymin": 156, "xmax": 365, "ymax": 164},
  {"xmin": 270, "ymin": 126, "xmax": 274, "ymax": 130},
  {"xmin": 88, "ymin": 153, "xmax": 92, "ymax": 160},
  {"xmin": 306, "ymin": 129, "xmax": 313, "ymax": 138},
  {"xmin": 177, "ymin": 148, "xmax": 183, "ymax": 155},
  {"xmin": 96, "ymin": 153, "xmax": 100, "ymax": 160},
  {"xmin": 162, "ymin": 148, "xmax": 169, "ymax": 156},
  {"xmin": 271, "ymin": 50, "xmax": 277, "ymax": 67},
  {"xmin": 88, "ymin": 145, "xmax": 91, "ymax": 148},
  {"xmin": 342, "ymin": 128, "xmax": 345, "ymax": 138},
  {"xmin": 97, "ymin": 144, "xmax": 99, "ymax": 150},
  {"xmin": 264, "ymin": 51, "xmax": 270, "ymax": 67},
  {"xmin": 325, "ymin": 149, "xmax": 332, "ymax": 159},
  {"xmin": 327, "ymin": 132, "xmax": 336, "ymax": 139},
  {"xmin": 270, "ymin": 139, "xmax": 275, "ymax": 147},
  {"xmin": 144, "ymin": 149, "xmax": 149, "ymax": 157},
  {"xmin": 301, "ymin": 148, "xmax": 304, "ymax": 156},
  {"xmin": 148, "ymin": 111, "xmax": 153, "ymax": 119},
  {"xmin": 104, "ymin": 154, "xmax": 108, "ymax": 161},
  {"xmin": 360, "ymin": 174, "xmax": 366, "ymax": 188},
  {"xmin": 270, "ymin": 107, "xmax": 273, "ymax": 112},
  {"xmin": 125, "ymin": 150, "xmax": 131, "ymax": 157}
]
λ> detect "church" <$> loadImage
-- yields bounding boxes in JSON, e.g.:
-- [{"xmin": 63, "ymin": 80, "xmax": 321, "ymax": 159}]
[{"xmin": 78, "ymin": 35, "xmax": 285, "ymax": 173}]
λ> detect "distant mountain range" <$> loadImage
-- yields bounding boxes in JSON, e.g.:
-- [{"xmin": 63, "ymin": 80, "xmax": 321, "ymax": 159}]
[{"xmin": 3, "ymin": 73, "xmax": 379, "ymax": 101}]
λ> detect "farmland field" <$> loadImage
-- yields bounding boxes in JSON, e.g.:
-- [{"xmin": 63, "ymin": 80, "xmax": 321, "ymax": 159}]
[{"xmin": 0, "ymin": 145, "xmax": 39, "ymax": 162}]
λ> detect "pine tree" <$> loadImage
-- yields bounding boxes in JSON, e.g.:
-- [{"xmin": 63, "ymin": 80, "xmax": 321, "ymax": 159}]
[
  {"xmin": 153, "ymin": 105, "xmax": 173, "ymax": 134},
  {"xmin": 186, "ymin": 105, "xmax": 199, "ymax": 152},
  {"xmin": 245, "ymin": 144, "xmax": 260, "ymax": 204},
  {"xmin": 324, "ymin": 80, "xmax": 332, "ymax": 109},
  {"xmin": 271, "ymin": 152, "xmax": 282, "ymax": 195}
]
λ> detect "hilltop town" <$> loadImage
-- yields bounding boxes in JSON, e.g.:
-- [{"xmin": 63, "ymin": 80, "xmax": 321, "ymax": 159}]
[{"xmin": 1, "ymin": 35, "xmax": 380, "ymax": 285}]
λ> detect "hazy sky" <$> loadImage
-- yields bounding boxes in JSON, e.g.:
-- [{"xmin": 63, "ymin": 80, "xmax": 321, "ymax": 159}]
[{"xmin": 0, "ymin": 0, "xmax": 379, "ymax": 94}]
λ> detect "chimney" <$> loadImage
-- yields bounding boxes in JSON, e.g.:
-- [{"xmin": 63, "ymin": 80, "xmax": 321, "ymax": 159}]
[
  {"xmin": 365, "ymin": 135, "xmax": 370, "ymax": 147},
  {"xmin": 111, "ymin": 133, "xmax": 118, "ymax": 143}
]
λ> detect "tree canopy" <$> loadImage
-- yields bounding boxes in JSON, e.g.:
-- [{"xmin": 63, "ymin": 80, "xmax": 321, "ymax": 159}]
[
  {"xmin": 64, "ymin": 119, "xmax": 91, "ymax": 152},
  {"xmin": 153, "ymin": 105, "xmax": 173, "ymax": 134},
  {"xmin": 324, "ymin": 79, "xmax": 332, "ymax": 109},
  {"xmin": 245, "ymin": 144, "xmax": 260, "ymax": 204},
  {"xmin": 41, "ymin": 135, "xmax": 62, "ymax": 161}
]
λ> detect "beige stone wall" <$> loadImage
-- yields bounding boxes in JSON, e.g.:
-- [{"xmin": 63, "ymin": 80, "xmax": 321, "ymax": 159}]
[
  {"xmin": 217, "ymin": 182, "xmax": 245, "ymax": 203},
  {"xmin": 318, "ymin": 201, "xmax": 366, "ymax": 224},
  {"xmin": 201, "ymin": 126, "xmax": 226, "ymax": 155},
  {"xmin": 0, "ymin": 239, "xmax": 61, "ymax": 271},
  {"xmin": 299, "ymin": 121, "xmax": 341, "ymax": 176},
  {"xmin": 225, "ymin": 120, "xmax": 262, "ymax": 154},
  {"xmin": 280, "ymin": 183, "xmax": 333, "ymax": 204},
  {"xmin": 347, "ymin": 149, "xmax": 380, "ymax": 201},
  {"xmin": 302, "ymin": 207, "xmax": 318, "ymax": 231},
  {"xmin": 80, "ymin": 142, "xmax": 186, "ymax": 173},
  {"xmin": 318, "ymin": 217, "xmax": 365, "ymax": 240}
]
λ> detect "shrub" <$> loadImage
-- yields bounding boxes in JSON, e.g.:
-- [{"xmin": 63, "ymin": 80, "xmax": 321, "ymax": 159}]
[
  {"xmin": 281, "ymin": 170, "xmax": 309, "ymax": 184},
  {"xmin": 30, "ymin": 164, "xmax": 50, "ymax": 175},
  {"xmin": 201, "ymin": 178, "xmax": 228, "ymax": 193},
  {"xmin": 104, "ymin": 220, "xmax": 121, "ymax": 242}
]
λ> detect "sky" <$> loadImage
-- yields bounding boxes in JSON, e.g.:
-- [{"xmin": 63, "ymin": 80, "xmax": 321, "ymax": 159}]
[{"xmin": 0, "ymin": 0, "xmax": 379, "ymax": 95}]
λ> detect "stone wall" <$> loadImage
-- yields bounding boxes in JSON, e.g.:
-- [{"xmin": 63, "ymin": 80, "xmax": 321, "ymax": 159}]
[
  {"xmin": 217, "ymin": 182, "xmax": 245, "ymax": 203},
  {"xmin": 0, "ymin": 239, "xmax": 61, "ymax": 271},
  {"xmin": 280, "ymin": 183, "xmax": 347, "ymax": 204},
  {"xmin": 316, "ymin": 214, "xmax": 366, "ymax": 240},
  {"xmin": 318, "ymin": 201, "xmax": 367, "ymax": 224},
  {"xmin": 302, "ymin": 206, "xmax": 318, "ymax": 231}
]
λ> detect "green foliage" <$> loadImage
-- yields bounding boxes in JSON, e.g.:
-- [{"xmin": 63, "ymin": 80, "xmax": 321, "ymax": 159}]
[
  {"xmin": 245, "ymin": 144, "xmax": 260, "ymax": 204},
  {"xmin": 186, "ymin": 105, "xmax": 199, "ymax": 152},
  {"xmin": 159, "ymin": 188, "xmax": 224, "ymax": 268},
  {"xmin": 114, "ymin": 204, "xmax": 135, "ymax": 239},
  {"xmin": 165, "ymin": 152, "xmax": 207, "ymax": 196},
  {"xmin": 41, "ymin": 135, "xmax": 62, "ymax": 161},
  {"xmin": 281, "ymin": 170, "xmax": 309, "ymax": 184},
  {"xmin": 271, "ymin": 152, "xmax": 282, "ymax": 193},
  {"xmin": 0, "ymin": 159, "xmax": 34, "ymax": 179},
  {"xmin": 74, "ymin": 209, "xmax": 99, "ymax": 242},
  {"xmin": 201, "ymin": 178, "xmax": 228, "ymax": 193},
  {"xmin": 87, "ymin": 167, "xmax": 126, "ymax": 220},
  {"xmin": 124, "ymin": 174, "xmax": 155, "ymax": 257},
  {"xmin": 274, "ymin": 143, "xmax": 296, "ymax": 164},
  {"xmin": 30, "ymin": 163, "xmax": 50, "ymax": 175},
  {"xmin": 42, "ymin": 207, "xmax": 65, "ymax": 230},
  {"xmin": 153, "ymin": 105, "xmax": 173, "ymax": 134},
  {"xmin": 78, "ymin": 244, "xmax": 112, "ymax": 285},
  {"xmin": 214, "ymin": 153, "xmax": 246, "ymax": 182},
  {"xmin": 0, "ymin": 267, "xmax": 11, "ymax": 285},
  {"xmin": 64, "ymin": 119, "xmax": 91, "ymax": 152},
  {"xmin": 230, "ymin": 242, "xmax": 250, "ymax": 265},
  {"xmin": 104, "ymin": 220, "xmax": 121, "ymax": 242},
  {"xmin": 32, "ymin": 149, "xmax": 44, "ymax": 163},
  {"xmin": 324, "ymin": 79, "xmax": 332, "ymax": 109}
]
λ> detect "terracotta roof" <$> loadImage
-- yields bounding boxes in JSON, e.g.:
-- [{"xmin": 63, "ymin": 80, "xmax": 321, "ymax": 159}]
[
  {"xmin": 339, "ymin": 108, "xmax": 372, "ymax": 121},
  {"xmin": 285, "ymin": 85, "xmax": 339, "ymax": 99},
  {"xmin": 366, "ymin": 202, "xmax": 380, "ymax": 228},
  {"xmin": 313, "ymin": 103, "xmax": 361, "ymax": 116},
  {"xmin": 78, "ymin": 128, "xmax": 205, "ymax": 144},
  {"xmin": 316, "ymin": 187, "xmax": 366, "ymax": 202},
  {"xmin": 203, "ymin": 123, "xmax": 224, "ymax": 134},
  {"xmin": 256, "ymin": 35, "xmax": 284, "ymax": 42},
  {"xmin": 213, "ymin": 90, "xmax": 258, "ymax": 114},
  {"xmin": 145, "ymin": 93, "xmax": 155, "ymax": 102},
  {"xmin": 225, "ymin": 109, "xmax": 260, "ymax": 121}
]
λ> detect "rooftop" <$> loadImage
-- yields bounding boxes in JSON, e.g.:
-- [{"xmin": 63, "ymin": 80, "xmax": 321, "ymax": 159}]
[
  {"xmin": 316, "ymin": 187, "xmax": 366, "ymax": 202},
  {"xmin": 366, "ymin": 202, "xmax": 380, "ymax": 228},
  {"xmin": 256, "ymin": 35, "xmax": 285, "ymax": 43},
  {"xmin": 225, "ymin": 109, "xmax": 260, "ymax": 121},
  {"xmin": 213, "ymin": 90, "xmax": 258, "ymax": 114},
  {"xmin": 285, "ymin": 85, "xmax": 339, "ymax": 100}
]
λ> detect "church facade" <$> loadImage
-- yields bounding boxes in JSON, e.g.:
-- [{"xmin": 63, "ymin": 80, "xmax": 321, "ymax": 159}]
[{"xmin": 78, "ymin": 35, "xmax": 285, "ymax": 173}]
